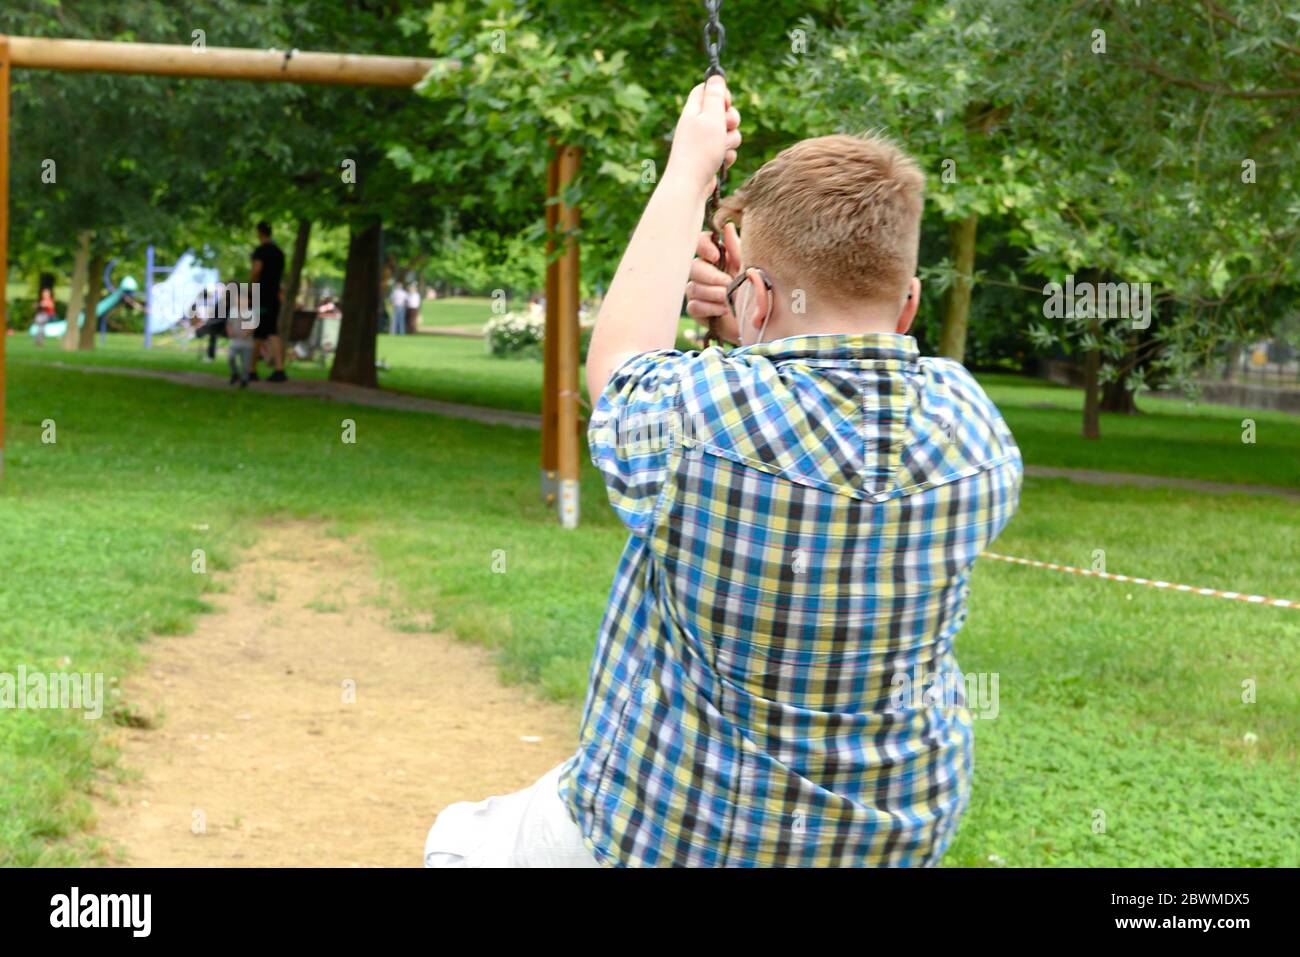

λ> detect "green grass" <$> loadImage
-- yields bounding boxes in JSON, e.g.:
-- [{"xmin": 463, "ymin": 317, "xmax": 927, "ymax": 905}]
[
  {"xmin": 979, "ymin": 373, "xmax": 1300, "ymax": 489},
  {"xmin": 0, "ymin": 359, "xmax": 605, "ymax": 864},
  {"xmin": 7, "ymin": 332, "xmax": 553, "ymax": 414},
  {"xmin": 9, "ymin": 333, "xmax": 1298, "ymax": 487},
  {"xmin": 0, "ymin": 348, "xmax": 1296, "ymax": 865},
  {"xmin": 414, "ymin": 296, "xmax": 496, "ymax": 328},
  {"xmin": 945, "ymin": 478, "xmax": 1300, "ymax": 866}
]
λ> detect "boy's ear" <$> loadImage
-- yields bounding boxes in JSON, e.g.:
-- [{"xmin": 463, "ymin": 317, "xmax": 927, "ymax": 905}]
[
  {"xmin": 896, "ymin": 277, "xmax": 921, "ymax": 334},
  {"xmin": 748, "ymin": 267, "xmax": 771, "ymax": 332}
]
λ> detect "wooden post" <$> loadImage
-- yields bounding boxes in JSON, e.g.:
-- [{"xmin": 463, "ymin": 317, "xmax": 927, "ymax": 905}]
[
  {"xmin": 0, "ymin": 37, "xmax": 9, "ymax": 480},
  {"xmin": 555, "ymin": 145, "xmax": 582, "ymax": 528},
  {"xmin": 540, "ymin": 149, "xmax": 560, "ymax": 505}
]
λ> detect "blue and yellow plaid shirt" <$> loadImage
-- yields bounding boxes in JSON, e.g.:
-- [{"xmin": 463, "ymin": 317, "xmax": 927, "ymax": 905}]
[{"xmin": 559, "ymin": 333, "xmax": 1022, "ymax": 866}]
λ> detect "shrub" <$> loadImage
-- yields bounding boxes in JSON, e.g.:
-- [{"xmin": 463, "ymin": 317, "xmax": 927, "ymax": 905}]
[
  {"xmin": 484, "ymin": 312, "xmax": 546, "ymax": 358},
  {"xmin": 484, "ymin": 313, "xmax": 687, "ymax": 361}
]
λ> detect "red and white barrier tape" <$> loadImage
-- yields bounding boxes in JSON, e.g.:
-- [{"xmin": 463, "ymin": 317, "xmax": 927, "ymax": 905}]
[{"xmin": 982, "ymin": 552, "xmax": 1300, "ymax": 610}]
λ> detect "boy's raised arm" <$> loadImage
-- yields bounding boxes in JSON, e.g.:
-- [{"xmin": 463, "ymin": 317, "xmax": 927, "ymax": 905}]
[{"xmin": 585, "ymin": 76, "xmax": 740, "ymax": 404}]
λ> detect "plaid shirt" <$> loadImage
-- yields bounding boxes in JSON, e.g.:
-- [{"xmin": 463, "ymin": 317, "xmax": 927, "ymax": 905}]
[{"xmin": 559, "ymin": 333, "xmax": 1022, "ymax": 867}]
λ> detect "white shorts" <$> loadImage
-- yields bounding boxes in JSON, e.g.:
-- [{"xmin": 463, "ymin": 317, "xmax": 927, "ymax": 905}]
[{"xmin": 423, "ymin": 764, "xmax": 601, "ymax": 868}]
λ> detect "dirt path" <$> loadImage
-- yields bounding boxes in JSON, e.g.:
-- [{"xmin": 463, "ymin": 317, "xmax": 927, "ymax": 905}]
[
  {"xmin": 1022, "ymin": 465, "xmax": 1300, "ymax": 500},
  {"xmin": 418, "ymin": 325, "xmax": 485, "ymax": 339},
  {"xmin": 92, "ymin": 521, "xmax": 578, "ymax": 867}
]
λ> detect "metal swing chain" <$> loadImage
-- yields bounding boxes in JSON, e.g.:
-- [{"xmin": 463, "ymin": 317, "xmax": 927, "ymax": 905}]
[{"xmin": 700, "ymin": 0, "xmax": 727, "ymax": 348}]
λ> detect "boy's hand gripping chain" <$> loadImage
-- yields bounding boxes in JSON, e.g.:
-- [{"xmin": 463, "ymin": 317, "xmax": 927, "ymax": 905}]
[{"xmin": 700, "ymin": 0, "xmax": 727, "ymax": 348}]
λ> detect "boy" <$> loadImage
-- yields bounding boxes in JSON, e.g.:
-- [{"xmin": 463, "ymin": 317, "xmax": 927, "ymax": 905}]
[
  {"xmin": 425, "ymin": 76, "xmax": 1021, "ymax": 867},
  {"xmin": 227, "ymin": 292, "xmax": 255, "ymax": 388}
]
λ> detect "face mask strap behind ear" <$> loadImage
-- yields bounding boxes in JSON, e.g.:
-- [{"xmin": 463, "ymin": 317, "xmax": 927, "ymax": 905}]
[{"xmin": 737, "ymin": 274, "xmax": 769, "ymax": 347}]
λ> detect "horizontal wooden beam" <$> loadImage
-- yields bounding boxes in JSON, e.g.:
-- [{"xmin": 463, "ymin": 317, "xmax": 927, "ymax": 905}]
[{"xmin": 3, "ymin": 35, "xmax": 440, "ymax": 87}]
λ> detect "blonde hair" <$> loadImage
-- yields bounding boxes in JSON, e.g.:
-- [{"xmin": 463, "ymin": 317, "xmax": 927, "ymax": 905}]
[{"xmin": 715, "ymin": 133, "xmax": 925, "ymax": 308}]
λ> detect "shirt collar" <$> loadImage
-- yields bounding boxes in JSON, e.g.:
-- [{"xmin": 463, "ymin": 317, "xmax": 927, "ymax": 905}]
[{"xmin": 731, "ymin": 332, "xmax": 920, "ymax": 364}]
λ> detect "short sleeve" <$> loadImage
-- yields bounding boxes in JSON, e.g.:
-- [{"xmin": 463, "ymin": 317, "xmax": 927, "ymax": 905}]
[{"xmin": 587, "ymin": 350, "xmax": 689, "ymax": 535}]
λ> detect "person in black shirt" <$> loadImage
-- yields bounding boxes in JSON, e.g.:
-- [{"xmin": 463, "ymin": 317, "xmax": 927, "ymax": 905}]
[{"xmin": 250, "ymin": 221, "xmax": 288, "ymax": 382}]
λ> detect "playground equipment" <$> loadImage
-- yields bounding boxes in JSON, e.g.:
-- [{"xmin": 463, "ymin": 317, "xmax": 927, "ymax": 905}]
[
  {"xmin": 539, "ymin": 147, "xmax": 582, "ymax": 528},
  {"xmin": 143, "ymin": 248, "xmax": 219, "ymax": 346},
  {"xmin": 33, "ymin": 248, "xmax": 212, "ymax": 345},
  {"xmin": 98, "ymin": 258, "xmax": 137, "ymax": 344},
  {"xmin": 0, "ymin": 33, "xmax": 584, "ymax": 528},
  {"xmin": 27, "ymin": 272, "xmax": 139, "ymax": 339},
  {"xmin": 542, "ymin": 4, "xmax": 727, "ymax": 524}
]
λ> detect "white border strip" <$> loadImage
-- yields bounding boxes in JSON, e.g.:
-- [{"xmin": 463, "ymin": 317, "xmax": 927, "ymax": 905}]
[{"xmin": 982, "ymin": 552, "xmax": 1300, "ymax": 610}]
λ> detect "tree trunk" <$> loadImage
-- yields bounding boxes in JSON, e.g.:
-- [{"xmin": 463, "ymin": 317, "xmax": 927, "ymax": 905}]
[
  {"xmin": 1100, "ymin": 375, "xmax": 1138, "ymax": 414},
  {"xmin": 1081, "ymin": 320, "xmax": 1102, "ymax": 439},
  {"xmin": 330, "ymin": 219, "xmax": 382, "ymax": 387},
  {"xmin": 938, "ymin": 212, "xmax": 978, "ymax": 363},
  {"xmin": 278, "ymin": 218, "xmax": 312, "ymax": 342},
  {"xmin": 1099, "ymin": 335, "xmax": 1139, "ymax": 414},
  {"xmin": 410, "ymin": 277, "xmax": 424, "ymax": 334},
  {"xmin": 380, "ymin": 258, "xmax": 393, "ymax": 334},
  {"xmin": 61, "ymin": 236, "xmax": 88, "ymax": 349},
  {"xmin": 1222, "ymin": 342, "xmax": 1241, "ymax": 381},
  {"xmin": 62, "ymin": 231, "xmax": 91, "ymax": 351},
  {"xmin": 79, "ymin": 250, "xmax": 106, "ymax": 349}
]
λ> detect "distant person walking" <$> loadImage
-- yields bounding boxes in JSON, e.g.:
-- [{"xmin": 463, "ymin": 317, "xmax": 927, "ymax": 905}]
[
  {"xmin": 249, "ymin": 221, "xmax": 287, "ymax": 382},
  {"xmin": 390, "ymin": 282, "xmax": 408, "ymax": 336}
]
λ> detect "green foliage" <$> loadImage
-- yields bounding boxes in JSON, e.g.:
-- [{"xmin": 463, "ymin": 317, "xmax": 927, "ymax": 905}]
[
  {"xmin": 4, "ymin": 1, "xmax": 1297, "ymax": 397},
  {"xmin": 403, "ymin": 1, "xmax": 1299, "ymax": 394},
  {"xmin": 798, "ymin": 0, "xmax": 1300, "ymax": 394},
  {"xmin": 2, "ymin": 1, "xmax": 300, "ymax": 267},
  {"xmin": 400, "ymin": 0, "xmax": 845, "ymax": 289},
  {"xmin": 422, "ymin": 229, "xmax": 546, "ymax": 298}
]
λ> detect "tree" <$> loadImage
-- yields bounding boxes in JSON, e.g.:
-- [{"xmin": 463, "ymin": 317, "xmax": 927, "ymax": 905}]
[
  {"xmin": 808, "ymin": 0, "xmax": 1299, "ymax": 436},
  {"xmin": 213, "ymin": 0, "xmax": 471, "ymax": 385},
  {"xmin": 790, "ymin": 3, "xmax": 1035, "ymax": 364},
  {"xmin": 1003, "ymin": 0, "xmax": 1300, "ymax": 435},
  {"xmin": 399, "ymin": 0, "xmax": 849, "ymax": 303},
  {"xmin": 3, "ymin": 0, "xmax": 297, "ymax": 347}
]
